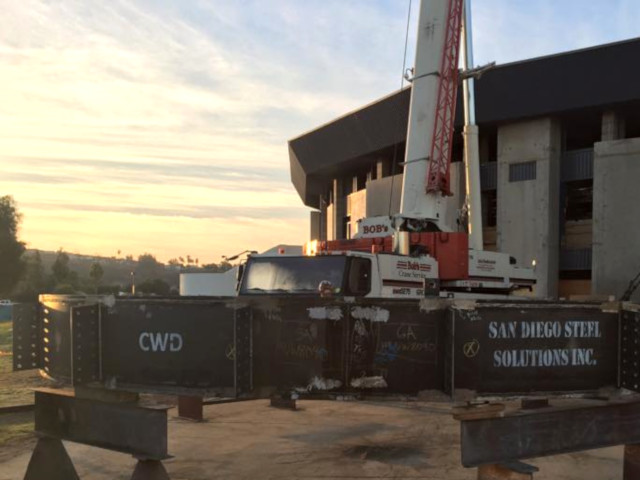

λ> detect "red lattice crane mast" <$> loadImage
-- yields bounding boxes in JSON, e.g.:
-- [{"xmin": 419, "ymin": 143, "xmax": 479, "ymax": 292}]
[{"xmin": 426, "ymin": 0, "xmax": 464, "ymax": 196}]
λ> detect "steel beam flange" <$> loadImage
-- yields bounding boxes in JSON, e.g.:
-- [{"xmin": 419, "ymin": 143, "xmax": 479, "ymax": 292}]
[{"xmin": 460, "ymin": 398, "xmax": 640, "ymax": 467}]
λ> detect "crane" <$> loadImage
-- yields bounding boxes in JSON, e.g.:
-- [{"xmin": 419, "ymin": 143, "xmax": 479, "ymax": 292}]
[{"xmin": 238, "ymin": 0, "xmax": 536, "ymax": 299}]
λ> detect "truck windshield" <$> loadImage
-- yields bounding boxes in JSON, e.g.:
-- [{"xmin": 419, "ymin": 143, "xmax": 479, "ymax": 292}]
[{"xmin": 240, "ymin": 256, "xmax": 347, "ymax": 294}]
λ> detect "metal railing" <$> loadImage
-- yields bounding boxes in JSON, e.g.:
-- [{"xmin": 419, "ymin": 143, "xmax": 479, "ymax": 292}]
[
  {"xmin": 560, "ymin": 247, "xmax": 592, "ymax": 271},
  {"xmin": 480, "ymin": 162, "xmax": 497, "ymax": 191},
  {"xmin": 562, "ymin": 148, "xmax": 594, "ymax": 182}
]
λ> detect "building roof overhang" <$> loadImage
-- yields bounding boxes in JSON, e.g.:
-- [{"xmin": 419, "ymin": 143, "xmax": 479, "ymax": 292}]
[{"xmin": 289, "ymin": 38, "xmax": 640, "ymax": 209}]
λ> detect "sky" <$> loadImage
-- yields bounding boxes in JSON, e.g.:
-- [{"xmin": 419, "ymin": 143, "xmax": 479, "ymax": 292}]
[{"xmin": 1, "ymin": 0, "xmax": 639, "ymax": 264}]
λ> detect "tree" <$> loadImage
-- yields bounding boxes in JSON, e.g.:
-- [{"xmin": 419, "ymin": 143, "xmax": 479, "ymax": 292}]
[
  {"xmin": 0, "ymin": 196, "xmax": 26, "ymax": 296},
  {"xmin": 89, "ymin": 262, "xmax": 104, "ymax": 293},
  {"xmin": 51, "ymin": 248, "xmax": 71, "ymax": 284},
  {"xmin": 168, "ymin": 258, "xmax": 182, "ymax": 267},
  {"xmin": 136, "ymin": 253, "xmax": 163, "ymax": 282},
  {"xmin": 137, "ymin": 278, "xmax": 171, "ymax": 296},
  {"xmin": 12, "ymin": 250, "xmax": 46, "ymax": 301},
  {"xmin": 53, "ymin": 283, "xmax": 76, "ymax": 294},
  {"xmin": 27, "ymin": 250, "xmax": 46, "ymax": 290},
  {"xmin": 201, "ymin": 261, "xmax": 233, "ymax": 273},
  {"xmin": 51, "ymin": 248, "xmax": 78, "ymax": 289}
]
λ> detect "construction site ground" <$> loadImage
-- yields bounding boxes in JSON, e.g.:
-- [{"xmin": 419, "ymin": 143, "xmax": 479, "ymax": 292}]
[{"xmin": 0, "ymin": 395, "xmax": 624, "ymax": 480}]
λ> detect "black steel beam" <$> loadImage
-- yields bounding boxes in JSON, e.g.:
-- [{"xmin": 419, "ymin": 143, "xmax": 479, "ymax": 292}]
[
  {"xmin": 12, "ymin": 303, "xmax": 40, "ymax": 371},
  {"xmin": 34, "ymin": 389, "xmax": 168, "ymax": 460},
  {"xmin": 460, "ymin": 398, "xmax": 640, "ymax": 467},
  {"xmin": 621, "ymin": 307, "xmax": 640, "ymax": 392},
  {"xmin": 70, "ymin": 305, "xmax": 101, "ymax": 386}
]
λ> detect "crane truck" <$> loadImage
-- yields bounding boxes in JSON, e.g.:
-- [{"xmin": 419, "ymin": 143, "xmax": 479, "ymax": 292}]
[{"xmin": 238, "ymin": 0, "xmax": 536, "ymax": 300}]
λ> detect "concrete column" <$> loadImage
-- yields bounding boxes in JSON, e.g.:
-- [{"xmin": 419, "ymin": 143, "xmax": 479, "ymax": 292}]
[
  {"xmin": 332, "ymin": 178, "xmax": 346, "ymax": 240},
  {"xmin": 376, "ymin": 158, "xmax": 391, "ymax": 179},
  {"xmin": 310, "ymin": 211, "xmax": 321, "ymax": 241},
  {"xmin": 592, "ymin": 137, "xmax": 640, "ymax": 300},
  {"xmin": 601, "ymin": 110, "xmax": 626, "ymax": 141},
  {"xmin": 497, "ymin": 117, "xmax": 561, "ymax": 298},
  {"xmin": 318, "ymin": 194, "xmax": 327, "ymax": 241}
]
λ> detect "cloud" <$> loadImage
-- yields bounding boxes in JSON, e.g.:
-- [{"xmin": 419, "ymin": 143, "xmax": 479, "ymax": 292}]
[
  {"xmin": 0, "ymin": 0, "xmax": 419, "ymax": 261},
  {"xmin": 24, "ymin": 201, "xmax": 306, "ymax": 221},
  {"xmin": 471, "ymin": 0, "xmax": 640, "ymax": 66},
  {"xmin": 1, "ymin": 0, "xmax": 638, "ymax": 262}
]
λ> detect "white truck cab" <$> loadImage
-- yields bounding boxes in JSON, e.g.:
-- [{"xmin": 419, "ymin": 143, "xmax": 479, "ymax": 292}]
[{"xmin": 238, "ymin": 251, "xmax": 439, "ymax": 299}]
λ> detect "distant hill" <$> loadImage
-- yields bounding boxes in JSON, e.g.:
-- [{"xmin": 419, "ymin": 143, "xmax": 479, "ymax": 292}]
[{"xmin": 30, "ymin": 249, "xmax": 181, "ymax": 289}]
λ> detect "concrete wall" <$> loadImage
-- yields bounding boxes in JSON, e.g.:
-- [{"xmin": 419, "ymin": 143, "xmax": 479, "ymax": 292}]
[
  {"xmin": 310, "ymin": 211, "xmax": 321, "ymax": 241},
  {"xmin": 332, "ymin": 178, "xmax": 346, "ymax": 240},
  {"xmin": 347, "ymin": 189, "xmax": 367, "ymax": 238},
  {"xmin": 592, "ymin": 137, "xmax": 640, "ymax": 300},
  {"xmin": 326, "ymin": 204, "xmax": 335, "ymax": 241},
  {"xmin": 497, "ymin": 117, "xmax": 561, "ymax": 298},
  {"xmin": 366, "ymin": 174, "xmax": 403, "ymax": 217}
]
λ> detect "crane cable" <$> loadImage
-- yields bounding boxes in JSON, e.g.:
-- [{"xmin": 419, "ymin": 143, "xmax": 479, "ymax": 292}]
[
  {"xmin": 622, "ymin": 269, "xmax": 640, "ymax": 301},
  {"xmin": 387, "ymin": 0, "xmax": 413, "ymax": 217}
]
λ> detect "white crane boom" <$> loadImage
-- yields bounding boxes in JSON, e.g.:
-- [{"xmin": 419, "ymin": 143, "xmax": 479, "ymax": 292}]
[
  {"xmin": 461, "ymin": 0, "xmax": 484, "ymax": 250},
  {"xmin": 399, "ymin": 0, "xmax": 464, "ymax": 231}
]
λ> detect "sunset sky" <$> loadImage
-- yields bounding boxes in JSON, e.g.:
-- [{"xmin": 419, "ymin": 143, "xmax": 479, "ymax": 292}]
[{"xmin": 1, "ymin": 0, "xmax": 639, "ymax": 263}]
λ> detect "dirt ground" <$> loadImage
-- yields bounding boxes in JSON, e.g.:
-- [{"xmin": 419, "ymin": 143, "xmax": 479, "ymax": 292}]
[
  {"xmin": 0, "ymin": 398, "xmax": 624, "ymax": 480},
  {"xmin": 0, "ymin": 320, "xmax": 47, "ymax": 450}
]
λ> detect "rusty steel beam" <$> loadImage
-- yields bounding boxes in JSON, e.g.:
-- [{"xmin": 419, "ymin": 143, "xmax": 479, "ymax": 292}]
[
  {"xmin": 270, "ymin": 395, "xmax": 297, "ymax": 410},
  {"xmin": 460, "ymin": 398, "xmax": 640, "ymax": 467},
  {"xmin": 477, "ymin": 462, "xmax": 538, "ymax": 480},
  {"xmin": 177, "ymin": 396, "xmax": 203, "ymax": 421},
  {"xmin": 34, "ymin": 389, "xmax": 169, "ymax": 460}
]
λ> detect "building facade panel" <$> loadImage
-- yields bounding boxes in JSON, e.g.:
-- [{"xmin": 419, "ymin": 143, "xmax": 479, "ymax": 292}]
[
  {"xmin": 497, "ymin": 118, "xmax": 562, "ymax": 297},
  {"xmin": 292, "ymin": 39, "xmax": 640, "ymax": 300},
  {"xmin": 592, "ymin": 137, "xmax": 640, "ymax": 301}
]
